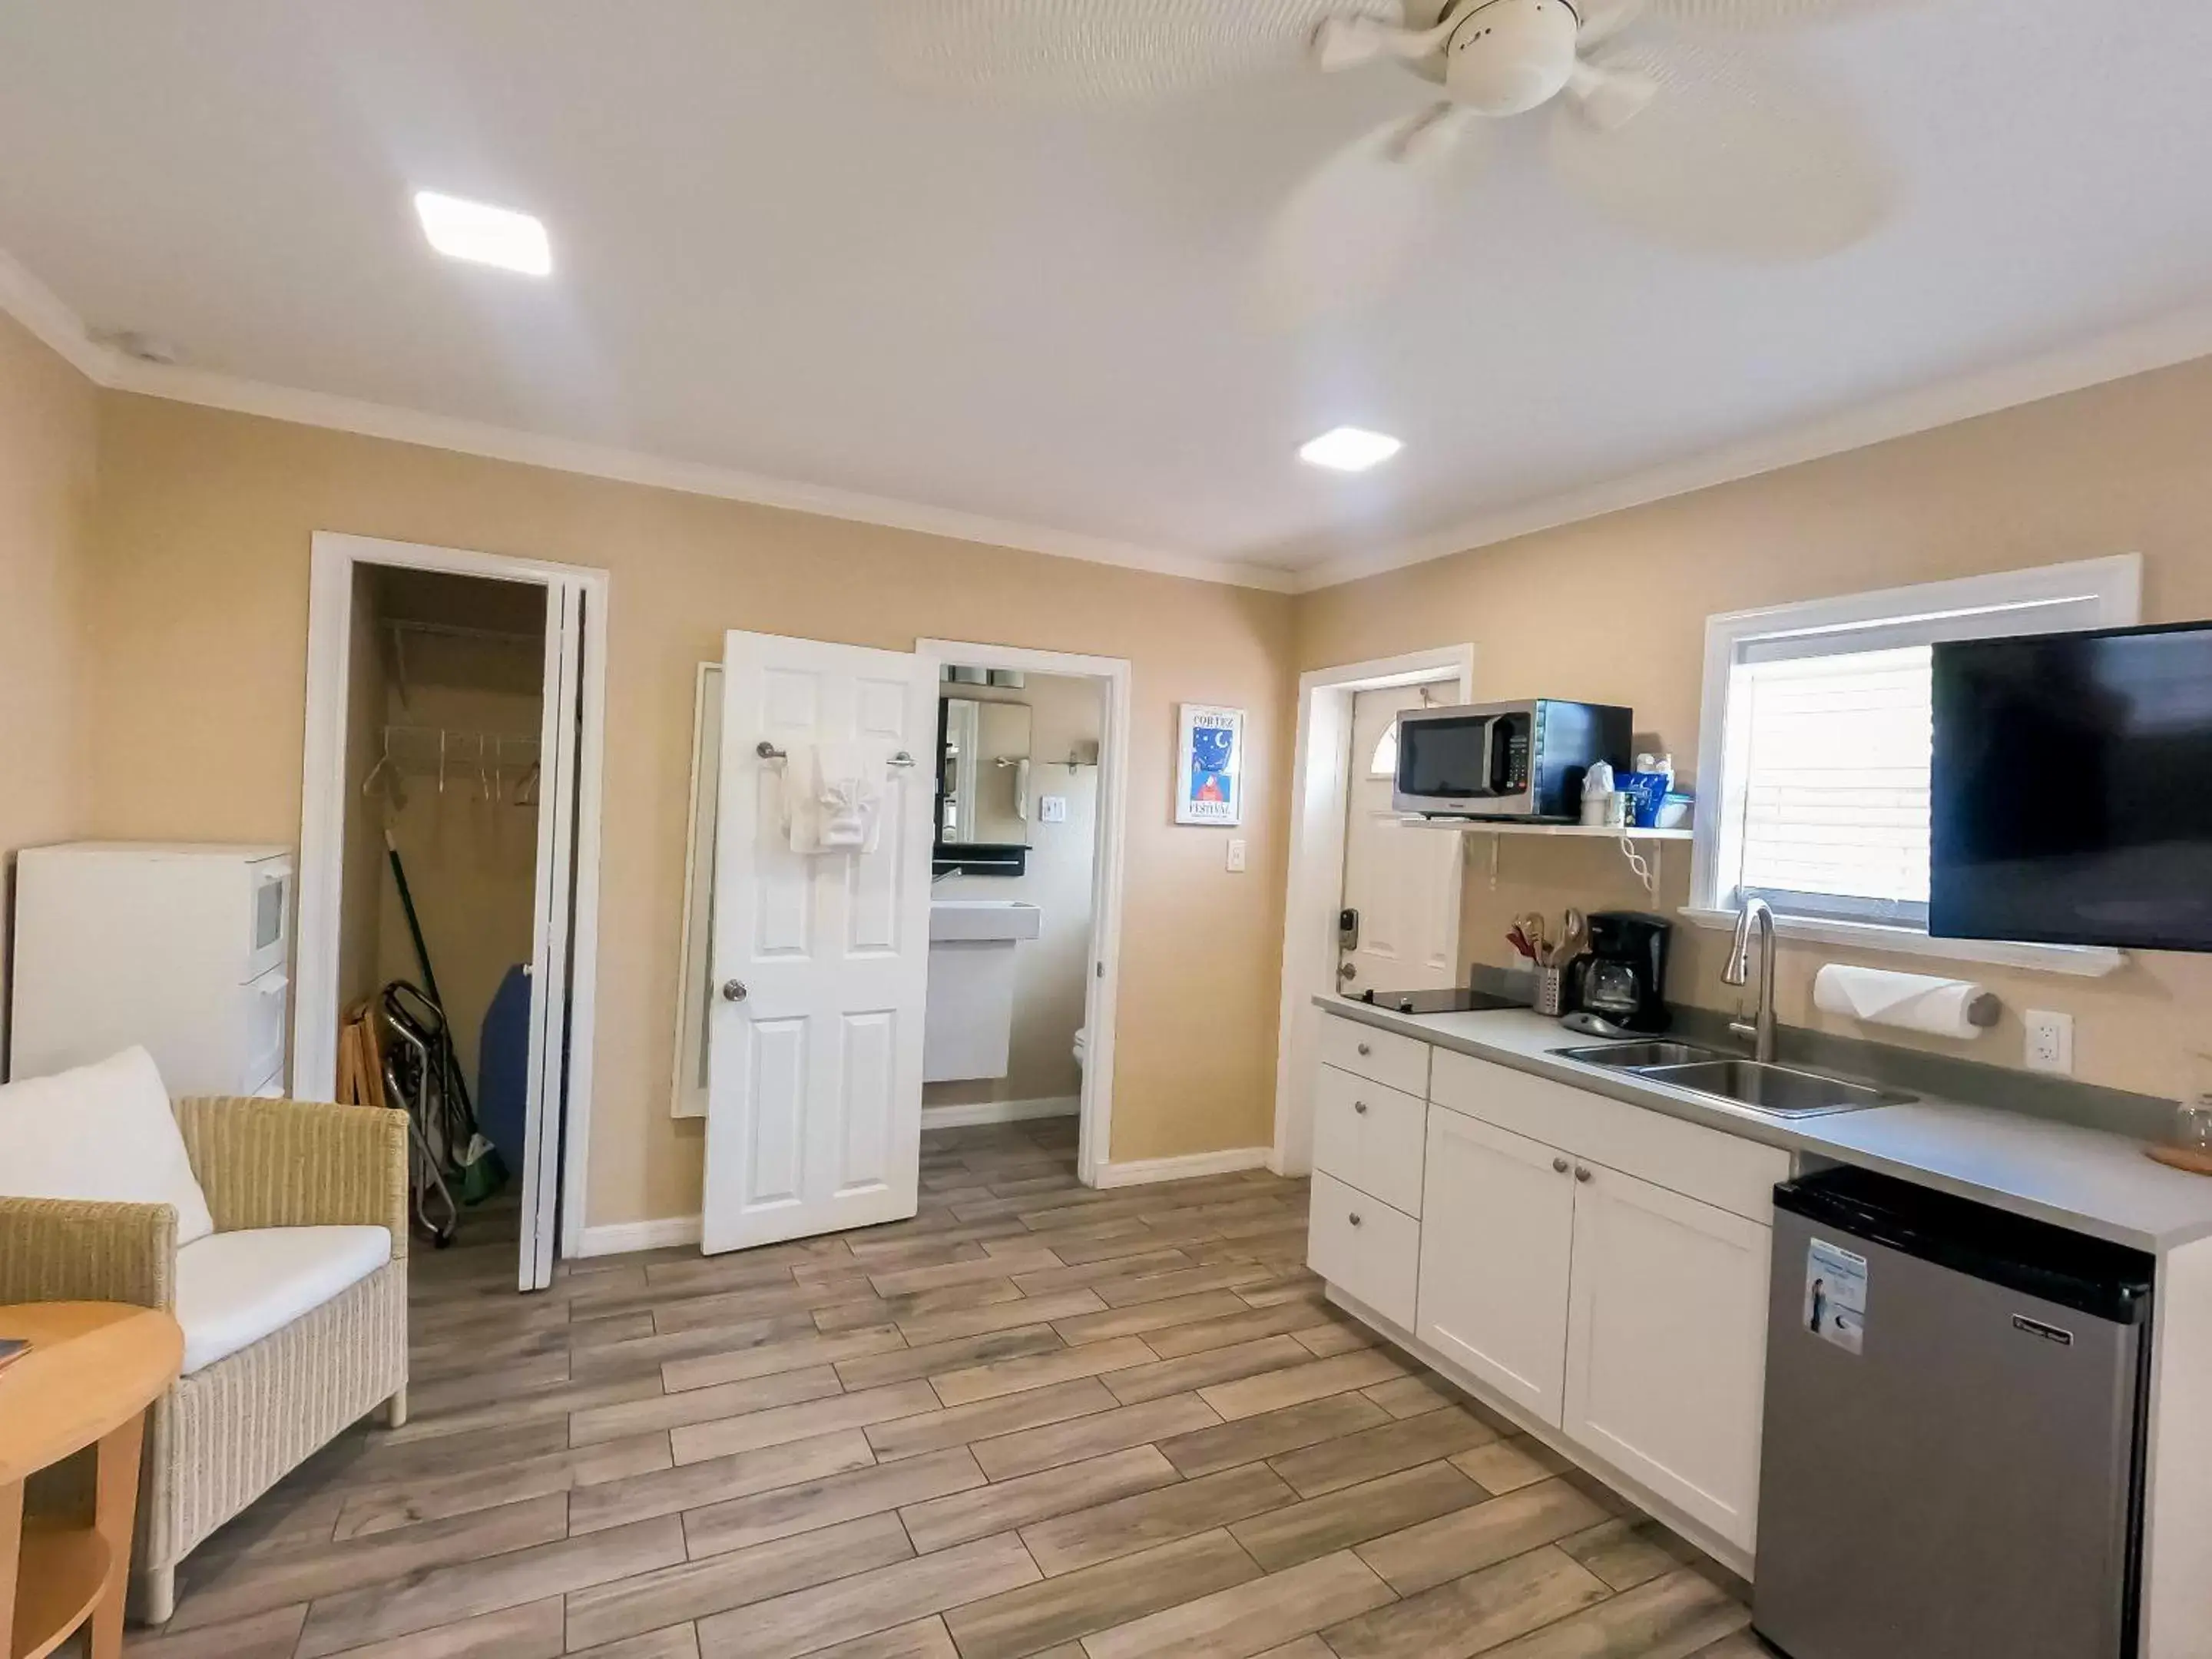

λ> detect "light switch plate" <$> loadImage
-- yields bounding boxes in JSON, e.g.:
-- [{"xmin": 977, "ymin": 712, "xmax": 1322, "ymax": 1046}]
[
  {"xmin": 2025, "ymin": 1009, "xmax": 2074, "ymax": 1076},
  {"xmin": 1226, "ymin": 838, "xmax": 1247, "ymax": 873},
  {"xmin": 1039, "ymin": 795, "xmax": 1068, "ymax": 823}
]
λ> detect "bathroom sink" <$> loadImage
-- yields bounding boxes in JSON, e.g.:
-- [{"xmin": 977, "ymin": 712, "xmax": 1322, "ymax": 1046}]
[
  {"xmin": 1551, "ymin": 1043, "xmax": 1912, "ymax": 1118},
  {"xmin": 928, "ymin": 899, "xmax": 1042, "ymax": 943}
]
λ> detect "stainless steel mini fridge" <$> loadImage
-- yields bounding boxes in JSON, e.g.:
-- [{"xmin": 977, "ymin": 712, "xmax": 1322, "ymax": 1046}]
[{"xmin": 1754, "ymin": 1166, "xmax": 2154, "ymax": 1659}]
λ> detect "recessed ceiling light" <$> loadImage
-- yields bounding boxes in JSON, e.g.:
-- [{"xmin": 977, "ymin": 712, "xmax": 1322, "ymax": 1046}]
[
  {"xmin": 413, "ymin": 190, "xmax": 551, "ymax": 276},
  {"xmin": 1299, "ymin": 426, "xmax": 1402, "ymax": 473}
]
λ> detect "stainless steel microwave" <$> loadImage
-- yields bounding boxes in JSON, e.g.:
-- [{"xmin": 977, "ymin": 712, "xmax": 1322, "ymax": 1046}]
[{"xmin": 1393, "ymin": 699, "xmax": 1633, "ymax": 820}]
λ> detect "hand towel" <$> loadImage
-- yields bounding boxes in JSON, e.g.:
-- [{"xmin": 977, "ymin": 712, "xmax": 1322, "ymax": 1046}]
[{"xmin": 813, "ymin": 740, "xmax": 887, "ymax": 853}]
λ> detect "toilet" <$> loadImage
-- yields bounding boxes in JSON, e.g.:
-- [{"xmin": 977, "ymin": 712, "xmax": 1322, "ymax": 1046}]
[{"xmin": 1072, "ymin": 1026, "xmax": 1088, "ymax": 1074}]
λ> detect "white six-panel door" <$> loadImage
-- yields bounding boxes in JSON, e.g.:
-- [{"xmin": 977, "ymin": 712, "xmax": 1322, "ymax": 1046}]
[{"xmin": 701, "ymin": 631, "xmax": 937, "ymax": 1253}]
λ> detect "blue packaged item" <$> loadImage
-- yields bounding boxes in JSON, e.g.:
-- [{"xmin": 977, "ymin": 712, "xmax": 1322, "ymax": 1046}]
[{"xmin": 1620, "ymin": 771, "xmax": 1671, "ymax": 830}]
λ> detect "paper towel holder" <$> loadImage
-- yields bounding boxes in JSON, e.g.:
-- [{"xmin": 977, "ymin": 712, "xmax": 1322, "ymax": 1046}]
[{"xmin": 1965, "ymin": 991, "xmax": 2002, "ymax": 1028}]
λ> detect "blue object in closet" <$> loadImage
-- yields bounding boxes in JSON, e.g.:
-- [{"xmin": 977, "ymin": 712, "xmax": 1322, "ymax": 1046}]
[{"xmin": 477, "ymin": 963, "xmax": 531, "ymax": 1167}]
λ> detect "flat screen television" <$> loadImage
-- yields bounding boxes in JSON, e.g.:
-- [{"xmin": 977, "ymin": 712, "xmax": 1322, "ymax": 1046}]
[{"xmin": 1931, "ymin": 621, "xmax": 2212, "ymax": 952}]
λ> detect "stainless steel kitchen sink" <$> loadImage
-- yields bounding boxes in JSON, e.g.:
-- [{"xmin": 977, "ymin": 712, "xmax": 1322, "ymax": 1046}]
[
  {"xmin": 1551, "ymin": 1045, "xmax": 1912, "ymax": 1118},
  {"xmin": 1636, "ymin": 1058, "xmax": 1912, "ymax": 1117},
  {"xmin": 1555, "ymin": 1041, "xmax": 1726, "ymax": 1071}
]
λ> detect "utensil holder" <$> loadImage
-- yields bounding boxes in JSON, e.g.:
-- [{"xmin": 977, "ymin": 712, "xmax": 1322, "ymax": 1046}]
[{"xmin": 1536, "ymin": 966, "xmax": 1565, "ymax": 1017}]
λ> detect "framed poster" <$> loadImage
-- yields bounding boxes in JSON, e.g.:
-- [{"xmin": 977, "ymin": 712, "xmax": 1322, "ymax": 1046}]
[{"xmin": 1176, "ymin": 704, "xmax": 1244, "ymax": 826}]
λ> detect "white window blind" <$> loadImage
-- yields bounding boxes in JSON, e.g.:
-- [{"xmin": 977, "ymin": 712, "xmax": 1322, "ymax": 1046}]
[{"xmin": 1727, "ymin": 644, "xmax": 1932, "ymax": 925}]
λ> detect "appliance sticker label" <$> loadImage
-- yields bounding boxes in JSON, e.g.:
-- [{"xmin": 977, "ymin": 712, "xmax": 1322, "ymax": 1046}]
[{"xmin": 1806, "ymin": 1239, "xmax": 1867, "ymax": 1355}]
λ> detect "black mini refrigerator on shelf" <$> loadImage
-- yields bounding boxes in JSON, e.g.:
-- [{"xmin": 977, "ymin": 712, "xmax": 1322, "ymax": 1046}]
[{"xmin": 1565, "ymin": 912, "xmax": 1671, "ymax": 1031}]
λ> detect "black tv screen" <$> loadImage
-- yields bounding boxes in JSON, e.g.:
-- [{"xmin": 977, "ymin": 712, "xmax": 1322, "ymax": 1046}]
[{"xmin": 1931, "ymin": 621, "xmax": 2212, "ymax": 952}]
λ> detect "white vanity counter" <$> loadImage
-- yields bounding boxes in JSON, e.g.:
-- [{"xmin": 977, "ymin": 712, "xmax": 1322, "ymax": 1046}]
[{"xmin": 1316, "ymin": 997, "xmax": 2212, "ymax": 1253}]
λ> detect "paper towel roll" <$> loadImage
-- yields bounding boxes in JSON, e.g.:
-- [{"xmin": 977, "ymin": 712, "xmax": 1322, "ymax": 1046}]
[{"xmin": 1813, "ymin": 964, "xmax": 1998, "ymax": 1040}]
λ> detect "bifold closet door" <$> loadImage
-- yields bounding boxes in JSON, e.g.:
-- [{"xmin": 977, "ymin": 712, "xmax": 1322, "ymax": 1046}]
[
  {"xmin": 699, "ymin": 631, "xmax": 937, "ymax": 1254},
  {"xmin": 517, "ymin": 581, "xmax": 587, "ymax": 1292}
]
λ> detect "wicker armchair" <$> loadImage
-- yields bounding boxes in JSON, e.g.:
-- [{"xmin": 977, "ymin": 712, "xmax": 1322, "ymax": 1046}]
[{"xmin": 0, "ymin": 1095, "xmax": 409, "ymax": 1623}]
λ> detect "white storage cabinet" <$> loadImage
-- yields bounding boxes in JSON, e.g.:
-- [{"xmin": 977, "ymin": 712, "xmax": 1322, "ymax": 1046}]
[{"xmin": 9, "ymin": 843, "xmax": 294, "ymax": 1096}]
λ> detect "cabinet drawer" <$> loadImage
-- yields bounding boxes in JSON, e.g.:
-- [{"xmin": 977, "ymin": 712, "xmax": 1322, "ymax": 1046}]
[
  {"xmin": 1308, "ymin": 1171, "xmax": 1419, "ymax": 1330},
  {"xmin": 1430, "ymin": 1049, "xmax": 1791, "ymax": 1224},
  {"xmin": 1318, "ymin": 1016, "xmax": 1430, "ymax": 1098},
  {"xmin": 1313, "ymin": 1065, "xmax": 1426, "ymax": 1217}
]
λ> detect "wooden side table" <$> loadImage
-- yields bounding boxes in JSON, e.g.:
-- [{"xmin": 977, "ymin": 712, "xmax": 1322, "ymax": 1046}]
[{"xmin": 0, "ymin": 1303, "xmax": 181, "ymax": 1659}]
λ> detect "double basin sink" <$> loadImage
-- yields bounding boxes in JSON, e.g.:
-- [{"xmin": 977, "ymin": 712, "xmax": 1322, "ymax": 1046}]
[{"xmin": 1552, "ymin": 1041, "xmax": 1915, "ymax": 1120}]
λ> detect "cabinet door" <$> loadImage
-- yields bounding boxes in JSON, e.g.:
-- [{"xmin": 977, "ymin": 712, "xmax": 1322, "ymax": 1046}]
[
  {"xmin": 1313, "ymin": 1065, "xmax": 1426, "ymax": 1217},
  {"xmin": 1308, "ymin": 1171, "xmax": 1421, "ymax": 1330},
  {"xmin": 1562, "ymin": 1161, "xmax": 1771, "ymax": 1553},
  {"xmin": 1416, "ymin": 1109, "xmax": 1577, "ymax": 1426}
]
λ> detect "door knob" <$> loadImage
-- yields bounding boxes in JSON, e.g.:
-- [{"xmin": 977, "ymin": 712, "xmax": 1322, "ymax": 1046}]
[
  {"xmin": 721, "ymin": 979, "xmax": 748, "ymax": 1002},
  {"xmin": 1353, "ymin": 1100, "xmax": 1369, "ymax": 1116},
  {"xmin": 1337, "ymin": 962, "xmax": 1359, "ymax": 982},
  {"xmin": 1575, "ymin": 1165, "xmax": 1593, "ymax": 1183},
  {"xmin": 1348, "ymin": 1212, "xmax": 1363, "ymax": 1227},
  {"xmin": 1356, "ymin": 1041, "xmax": 1372, "ymax": 1056},
  {"xmin": 1552, "ymin": 1157, "xmax": 1571, "ymax": 1174}
]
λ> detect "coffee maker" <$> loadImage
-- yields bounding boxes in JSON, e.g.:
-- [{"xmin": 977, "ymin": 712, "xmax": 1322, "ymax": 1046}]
[{"xmin": 1566, "ymin": 912, "xmax": 1672, "ymax": 1033}]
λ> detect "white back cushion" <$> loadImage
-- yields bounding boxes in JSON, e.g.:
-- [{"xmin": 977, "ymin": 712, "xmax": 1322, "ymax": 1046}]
[{"xmin": 0, "ymin": 1045, "xmax": 215, "ymax": 1245}]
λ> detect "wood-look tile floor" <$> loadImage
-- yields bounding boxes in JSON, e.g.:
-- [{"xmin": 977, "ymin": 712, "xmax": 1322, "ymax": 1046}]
[{"xmin": 126, "ymin": 1119, "xmax": 1766, "ymax": 1659}]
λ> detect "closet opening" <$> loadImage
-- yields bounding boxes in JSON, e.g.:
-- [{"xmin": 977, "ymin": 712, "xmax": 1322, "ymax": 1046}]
[{"xmin": 294, "ymin": 533, "xmax": 608, "ymax": 1292}]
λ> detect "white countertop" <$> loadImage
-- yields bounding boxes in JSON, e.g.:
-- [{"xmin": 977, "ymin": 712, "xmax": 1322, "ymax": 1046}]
[{"xmin": 1316, "ymin": 998, "xmax": 2212, "ymax": 1255}]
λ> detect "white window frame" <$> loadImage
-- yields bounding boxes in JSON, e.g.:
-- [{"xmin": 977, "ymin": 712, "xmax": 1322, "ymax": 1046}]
[{"xmin": 1685, "ymin": 553, "xmax": 2142, "ymax": 977}]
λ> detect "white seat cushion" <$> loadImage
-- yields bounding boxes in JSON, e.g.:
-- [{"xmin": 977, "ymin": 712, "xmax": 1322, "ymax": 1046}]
[
  {"xmin": 174, "ymin": 1225, "xmax": 392, "ymax": 1375},
  {"xmin": 0, "ymin": 1045, "xmax": 215, "ymax": 1246}
]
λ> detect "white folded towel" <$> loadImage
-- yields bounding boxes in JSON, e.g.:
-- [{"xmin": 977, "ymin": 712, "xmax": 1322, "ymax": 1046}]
[{"xmin": 812, "ymin": 740, "xmax": 887, "ymax": 853}]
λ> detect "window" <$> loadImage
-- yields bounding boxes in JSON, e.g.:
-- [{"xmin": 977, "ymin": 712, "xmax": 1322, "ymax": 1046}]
[
  {"xmin": 1369, "ymin": 719, "xmax": 1399, "ymax": 780},
  {"xmin": 1691, "ymin": 555, "xmax": 2141, "ymax": 965}
]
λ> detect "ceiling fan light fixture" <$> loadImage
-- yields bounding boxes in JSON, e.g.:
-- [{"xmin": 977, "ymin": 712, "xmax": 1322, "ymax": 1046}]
[
  {"xmin": 413, "ymin": 190, "xmax": 552, "ymax": 276},
  {"xmin": 1300, "ymin": 426, "xmax": 1404, "ymax": 472}
]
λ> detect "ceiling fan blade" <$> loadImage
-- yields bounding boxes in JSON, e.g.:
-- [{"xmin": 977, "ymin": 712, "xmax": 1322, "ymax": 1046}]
[
  {"xmin": 1254, "ymin": 103, "xmax": 1486, "ymax": 327},
  {"xmin": 877, "ymin": 0, "xmax": 1402, "ymax": 104},
  {"xmin": 1647, "ymin": 0, "xmax": 1922, "ymax": 29},
  {"xmin": 1548, "ymin": 36, "xmax": 1891, "ymax": 260},
  {"xmin": 1576, "ymin": 0, "xmax": 1650, "ymax": 48}
]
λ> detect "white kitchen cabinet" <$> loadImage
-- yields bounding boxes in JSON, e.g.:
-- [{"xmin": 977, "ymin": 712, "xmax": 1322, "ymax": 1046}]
[
  {"xmin": 1318, "ymin": 1015, "xmax": 1430, "ymax": 1099},
  {"xmin": 1312, "ymin": 1064, "xmax": 1426, "ymax": 1217},
  {"xmin": 1562, "ymin": 1160, "xmax": 1772, "ymax": 1554},
  {"xmin": 1308, "ymin": 1170, "xmax": 1421, "ymax": 1329},
  {"xmin": 1416, "ymin": 1108, "xmax": 1578, "ymax": 1425}
]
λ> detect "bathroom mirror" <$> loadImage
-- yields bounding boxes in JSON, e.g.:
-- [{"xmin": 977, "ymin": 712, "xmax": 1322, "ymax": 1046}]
[{"xmin": 937, "ymin": 688, "xmax": 1033, "ymax": 858}]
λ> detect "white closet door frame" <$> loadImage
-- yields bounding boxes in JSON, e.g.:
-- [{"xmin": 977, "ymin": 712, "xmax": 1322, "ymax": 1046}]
[{"xmin": 294, "ymin": 531, "xmax": 609, "ymax": 1283}]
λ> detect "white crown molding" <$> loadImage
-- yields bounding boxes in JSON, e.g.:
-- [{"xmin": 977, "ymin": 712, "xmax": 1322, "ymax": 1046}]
[
  {"xmin": 0, "ymin": 243, "xmax": 1296, "ymax": 595},
  {"xmin": 0, "ymin": 247, "xmax": 121, "ymax": 382},
  {"xmin": 1293, "ymin": 301, "xmax": 2212, "ymax": 593}
]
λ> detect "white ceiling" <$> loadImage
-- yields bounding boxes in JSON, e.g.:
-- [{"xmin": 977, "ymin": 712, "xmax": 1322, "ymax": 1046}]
[{"xmin": 3, "ymin": 2, "xmax": 2210, "ymax": 590}]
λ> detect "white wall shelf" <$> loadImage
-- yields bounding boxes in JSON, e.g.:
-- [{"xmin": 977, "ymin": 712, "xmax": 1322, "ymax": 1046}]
[{"xmin": 1399, "ymin": 820, "xmax": 1693, "ymax": 841}]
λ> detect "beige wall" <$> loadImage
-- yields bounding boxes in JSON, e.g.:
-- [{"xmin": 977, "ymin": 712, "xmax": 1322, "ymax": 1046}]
[
  {"xmin": 928, "ymin": 672, "xmax": 1104, "ymax": 1109},
  {"xmin": 1298, "ymin": 356, "xmax": 2212, "ymax": 1105},
  {"xmin": 0, "ymin": 313, "xmax": 97, "ymax": 1065},
  {"xmin": 81, "ymin": 393, "xmax": 1296, "ymax": 1224}
]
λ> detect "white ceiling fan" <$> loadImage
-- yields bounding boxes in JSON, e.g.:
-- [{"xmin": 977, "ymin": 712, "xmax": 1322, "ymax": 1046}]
[{"xmin": 882, "ymin": 0, "xmax": 1901, "ymax": 320}]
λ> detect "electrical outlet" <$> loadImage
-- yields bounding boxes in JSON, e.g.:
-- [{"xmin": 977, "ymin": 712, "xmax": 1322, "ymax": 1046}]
[
  {"xmin": 1225, "ymin": 838, "xmax": 1247, "ymax": 873},
  {"xmin": 2025, "ymin": 1009, "xmax": 2075, "ymax": 1076},
  {"xmin": 1038, "ymin": 795, "xmax": 1068, "ymax": 823}
]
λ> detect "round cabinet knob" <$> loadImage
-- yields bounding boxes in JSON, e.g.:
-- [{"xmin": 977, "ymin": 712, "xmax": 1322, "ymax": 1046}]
[
  {"xmin": 1348, "ymin": 1212, "xmax": 1363, "ymax": 1227},
  {"xmin": 721, "ymin": 979, "xmax": 749, "ymax": 1003},
  {"xmin": 1353, "ymin": 1100, "xmax": 1369, "ymax": 1116},
  {"xmin": 1552, "ymin": 1157, "xmax": 1571, "ymax": 1175},
  {"xmin": 1356, "ymin": 1042, "xmax": 1373, "ymax": 1057},
  {"xmin": 1575, "ymin": 1165, "xmax": 1594, "ymax": 1183}
]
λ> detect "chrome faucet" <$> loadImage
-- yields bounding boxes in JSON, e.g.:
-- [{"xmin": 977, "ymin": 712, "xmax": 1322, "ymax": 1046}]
[{"xmin": 1723, "ymin": 896, "xmax": 1777, "ymax": 1063}]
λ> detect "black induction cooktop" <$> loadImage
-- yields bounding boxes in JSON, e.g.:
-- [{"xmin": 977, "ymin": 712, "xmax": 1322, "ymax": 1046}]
[{"xmin": 1349, "ymin": 986, "xmax": 1531, "ymax": 1015}]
